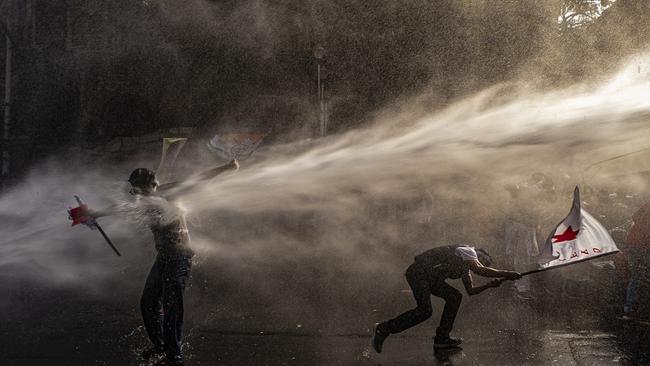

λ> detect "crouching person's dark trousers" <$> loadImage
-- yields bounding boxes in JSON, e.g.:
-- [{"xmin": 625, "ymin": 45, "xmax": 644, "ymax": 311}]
[
  {"xmin": 140, "ymin": 254, "xmax": 192, "ymax": 358},
  {"xmin": 385, "ymin": 263, "xmax": 462, "ymax": 339}
]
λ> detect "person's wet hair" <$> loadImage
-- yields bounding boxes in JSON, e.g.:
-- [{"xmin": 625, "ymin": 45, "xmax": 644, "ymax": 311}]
[{"xmin": 128, "ymin": 168, "xmax": 159, "ymax": 195}]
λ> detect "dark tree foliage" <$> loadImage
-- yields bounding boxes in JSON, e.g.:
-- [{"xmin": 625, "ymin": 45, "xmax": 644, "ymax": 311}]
[{"xmin": 0, "ymin": 0, "xmax": 647, "ymax": 176}]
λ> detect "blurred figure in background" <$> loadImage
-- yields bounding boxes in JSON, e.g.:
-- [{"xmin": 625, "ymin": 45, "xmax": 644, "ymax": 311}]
[
  {"xmin": 622, "ymin": 196, "xmax": 650, "ymax": 320},
  {"xmin": 504, "ymin": 220, "xmax": 539, "ymax": 300}
]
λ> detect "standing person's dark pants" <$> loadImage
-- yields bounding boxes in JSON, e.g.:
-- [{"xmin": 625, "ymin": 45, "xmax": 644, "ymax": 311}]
[
  {"xmin": 385, "ymin": 263, "xmax": 462, "ymax": 339},
  {"xmin": 141, "ymin": 254, "xmax": 192, "ymax": 358}
]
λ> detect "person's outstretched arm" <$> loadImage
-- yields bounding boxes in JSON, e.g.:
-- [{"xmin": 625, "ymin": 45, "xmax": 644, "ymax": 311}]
[
  {"xmin": 194, "ymin": 159, "xmax": 239, "ymax": 181},
  {"xmin": 81, "ymin": 203, "xmax": 121, "ymax": 219},
  {"xmin": 159, "ymin": 159, "xmax": 239, "ymax": 199},
  {"xmin": 461, "ymin": 272, "xmax": 503, "ymax": 296},
  {"xmin": 467, "ymin": 260, "xmax": 521, "ymax": 280},
  {"xmin": 87, "ymin": 207, "xmax": 113, "ymax": 218}
]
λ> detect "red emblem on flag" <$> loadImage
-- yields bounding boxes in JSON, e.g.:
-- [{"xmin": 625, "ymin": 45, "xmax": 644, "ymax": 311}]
[{"xmin": 552, "ymin": 226, "xmax": 579, "ymax": 243}]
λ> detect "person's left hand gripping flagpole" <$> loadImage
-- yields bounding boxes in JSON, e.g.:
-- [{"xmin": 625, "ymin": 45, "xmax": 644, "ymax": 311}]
[{"xmin": 67, "ymin": 195, "xmax": 121, "ymax": 256}]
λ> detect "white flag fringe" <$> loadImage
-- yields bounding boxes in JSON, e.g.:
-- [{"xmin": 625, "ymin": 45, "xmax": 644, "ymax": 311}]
[{"xmin": 537, "ymin": 186, "xmax": 619, "ymax": 269}]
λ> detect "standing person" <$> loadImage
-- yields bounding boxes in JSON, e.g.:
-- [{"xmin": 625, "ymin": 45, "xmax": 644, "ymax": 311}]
[
  {"xmin": 504, "ymin": 220, "xmax": 539, "ymax": 300},
  {"xmin": 624, "ymin": 198, "xmax": 650, "ymax": 320},
  {"xmin": 88, "ymin": 160, "xmax": 238, "ymax": 365},
  {"xmin": 372, "ymin": 245, "xmax": 521, "ymax": 353},
  {"xmin": 504, "ymin": 183, "xmax": 542, "ymax": 301}
]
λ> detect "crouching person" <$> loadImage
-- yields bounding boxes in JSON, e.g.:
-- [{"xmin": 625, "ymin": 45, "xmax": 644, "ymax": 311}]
[{"xmin": 372, "ymin": 245, "xmax": 521, "ymax": 352}]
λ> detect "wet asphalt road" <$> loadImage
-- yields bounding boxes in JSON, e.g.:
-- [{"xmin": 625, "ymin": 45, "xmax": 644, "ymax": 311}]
[
  {"xmin": 2, "ymin": 315, "xmax": 646, "ymax": 366},
  {"xmin": 2, "ymin": 279, "xmax": 648, "ymax": 365},
  {"xmin": 181, "ymin": 328, "xmax": 629, "ymax": 366}
]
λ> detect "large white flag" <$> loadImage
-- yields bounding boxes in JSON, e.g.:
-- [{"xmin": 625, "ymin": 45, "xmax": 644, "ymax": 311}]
[{"xmin": 538, "ymin": 186, "xmax": 619, "ymax": 268}]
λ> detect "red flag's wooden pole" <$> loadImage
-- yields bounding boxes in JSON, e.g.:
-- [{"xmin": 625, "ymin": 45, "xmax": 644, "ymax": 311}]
[
  {"xmin": 95, "ymin": 223, "xmax": 121, "ymax": 257},
  {"xmin": 73, "ymin": 195, "xmax": 121, "ymax": 257}
]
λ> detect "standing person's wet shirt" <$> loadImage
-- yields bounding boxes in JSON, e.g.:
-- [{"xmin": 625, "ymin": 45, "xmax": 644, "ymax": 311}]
[
  {"xmin": 117, "ymin": 195, "xmax": 195, "ymax": 258},
  {"xmin": 150, "ymin": 214, "xmax": 193, "ymax": 258}
]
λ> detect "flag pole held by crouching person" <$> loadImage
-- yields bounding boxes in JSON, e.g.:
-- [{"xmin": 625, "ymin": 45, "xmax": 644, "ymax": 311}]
[
  {"xmin": 522, "ymin": 186, "xmax": 618, "ymax": 277},
  {"xmin": 67, "ymin": 195, "xmax": 121, "ymax": 257}
]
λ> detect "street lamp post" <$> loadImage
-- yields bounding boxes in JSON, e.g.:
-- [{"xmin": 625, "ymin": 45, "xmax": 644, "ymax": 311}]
[
  {"xmin": 0, "ymin": 21, "xmax": 13, "ymax": 188},
  {"xmin": 3, "ymin": 33, "xmax": 11, "ymax": 178},
  {"xmin": 313, "ymin": 45, "xmax": 326, "ymax": 137}
]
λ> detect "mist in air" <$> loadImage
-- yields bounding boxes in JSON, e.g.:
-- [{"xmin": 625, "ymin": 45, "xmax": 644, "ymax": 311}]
[
  {"xmin": 0, "ymin": 54, "xmax": 648, "ymax": 322},
  {"xmin": 2, "ymin": 1, "xmax": 650, "ymax": 340}
]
